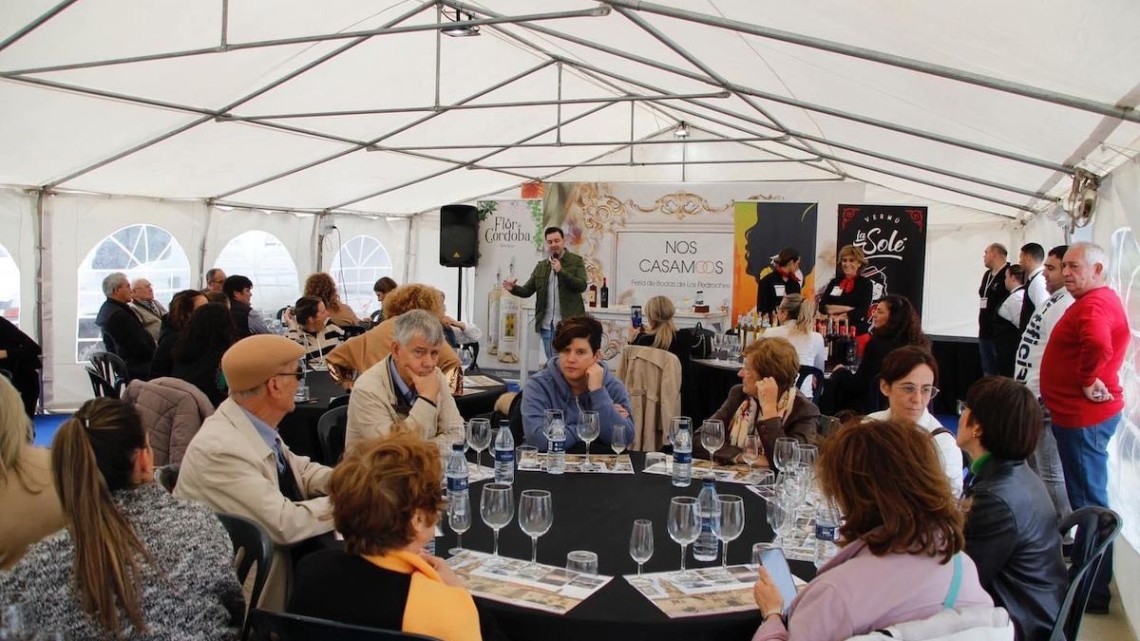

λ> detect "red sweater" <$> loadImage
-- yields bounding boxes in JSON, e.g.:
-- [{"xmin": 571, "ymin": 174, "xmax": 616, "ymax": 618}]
[{"xmin": 1040, "ymin": 287, "xmax": 1128, "ymax": 427}]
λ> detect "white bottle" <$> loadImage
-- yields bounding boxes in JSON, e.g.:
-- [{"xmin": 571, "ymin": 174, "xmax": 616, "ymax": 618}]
[
  {"xmin": 488, "ymin": 269, "xmax": 502, "ymax": 355},
  {"xmin": 493, "ymin": 421, "xmax": 516, "ymax": 485},
  {"xmin": 694, "ymin": 474, "xmax": 721, "ymax": 562},
  {"xmin": 547, "ymin": 417, "xmax": 567, "ymax": 475},
  {"xmin": 672, "ymin": 424, "xmax": 692, "ymax": 487}
]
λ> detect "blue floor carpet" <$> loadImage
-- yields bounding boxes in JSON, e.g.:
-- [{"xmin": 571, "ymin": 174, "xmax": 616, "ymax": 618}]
[{"xmin": 32, "ymin": 413, "xmax": 71, "ymax": 447}]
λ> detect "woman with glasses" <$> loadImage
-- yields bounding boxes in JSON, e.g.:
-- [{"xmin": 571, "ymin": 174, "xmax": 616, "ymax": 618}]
[{"xmin": 866, "ymin": 346, "xmax": 964, "ymax": 496}]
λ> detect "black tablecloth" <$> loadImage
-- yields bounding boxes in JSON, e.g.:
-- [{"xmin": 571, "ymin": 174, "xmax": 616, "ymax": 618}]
[
  {"xmin": 437, "ymin": 452, "xmax": 813, "ymax": 641},
  {"xmin": 686, "ymin": 359, "xmax": 741, "ymax": 425},
  {"xmin": 278, "ymin": 370, "xmax": 508, "ymax": 464}
]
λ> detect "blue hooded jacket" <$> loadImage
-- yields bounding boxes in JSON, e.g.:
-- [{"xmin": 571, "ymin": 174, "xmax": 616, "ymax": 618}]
[{"xmin": 521, "ymin": 356, "xmax": 634, "ymax": 451}]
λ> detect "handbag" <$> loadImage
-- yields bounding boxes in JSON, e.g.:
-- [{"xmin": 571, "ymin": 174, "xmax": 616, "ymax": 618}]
[{"xmin": 688, "ymin": 322, "xmax": 716, "ymax": 359}]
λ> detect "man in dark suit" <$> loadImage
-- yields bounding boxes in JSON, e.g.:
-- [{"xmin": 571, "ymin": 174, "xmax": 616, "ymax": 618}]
[
  {"xmin": 94, "ymin": 271, "xmax": 155, "ymax": 380},
  {"xmin": 978, "ymin": 243, "xmax": 1011, "ymax": 376}
]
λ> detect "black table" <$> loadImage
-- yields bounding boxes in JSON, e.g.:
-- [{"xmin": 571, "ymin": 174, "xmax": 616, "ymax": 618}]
[
  {"xmin": 437, "ymin": 452, "xmax": 814, "ymax": 641},
  {"xmin": 278, "ymin": 370, "xmax": 508, "ymax": 464}
]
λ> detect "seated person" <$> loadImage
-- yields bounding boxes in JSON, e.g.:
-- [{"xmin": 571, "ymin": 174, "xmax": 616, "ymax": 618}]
[
  {"xmin": 285, "ymin": 295, "xmax": 346, "ymax": 369},
  {"xmin": 95, "ymin": 271, "xmax": 156, "ymax": 380},
  {"xmin": 865, "ymin": 346, "xmax": 964, "ymax": 497},
  {"xmin": 763, "ymin": 294, "xmax": 825, "ymax": 396},
  {"xmin": 705, "ymin": 337, "xmax": 819, "ymax": 463},
  {"xmin": 171, "ymin": 303, "xmax": 234, "ymax": 407},
  {"xmin": 175, "ymin": 335, "xmax": 334, "ymax": 611},
  {"xmin": 327, "ymin": 284, "xmax": 460, "ymax": 385},
  {"xmin": 440, "ymin": 293, "xmax": 483, "ymax": 349},
  {"xmin": 959, "ymin": 376, "xmax": 1067, "ymax": 641},
  {"xmin": 628, "ymin": 295, "xmax": 692, "ymax": 365},
  {"xmin": 371, "ymin": 276, "xmax": 398, "ymax": 324},
  {"xmin": 0, "ymin": 316, "xmax": 43, "ymax": 416},
  {"xmin": 290, "ymin": 432, "xmax": 487, "ymax": 641},
  {"xmin": 522, "ymin": 316, "xmax": 634, "ymax": 451},
  {"xmin": 304, "ymin": 272, "xmax": 362, "ymax": 328},
  {"xmin": 0, "ymin": 376, "xmax": 63, "ymax": 570},
  {"xmin": 0, "ymin": 398, "xmax": 241, "ymax": 640},
  {"xmin": 150, "ymin": 289, "xmax": 206, "ymax": 379},
  {"xmin": 752, "ymin": 418, "xmax": 994, "ymax": 641},
  {"xmin": 345, "ymin": 310, "xmax": 463, "ymax": 456}
]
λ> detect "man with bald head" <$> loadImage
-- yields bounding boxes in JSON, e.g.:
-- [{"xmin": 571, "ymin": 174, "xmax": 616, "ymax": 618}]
[
  {"xmin": 204, "ymin": 267, "xmax": 226, "ymax": 294},
  {"xmin": 1041, "ymin": 241, "xmax": 1127, "ymax": 613},
  {"xmin": 129, "ymin": 278, "xmax": 166, "ymax": 342}
]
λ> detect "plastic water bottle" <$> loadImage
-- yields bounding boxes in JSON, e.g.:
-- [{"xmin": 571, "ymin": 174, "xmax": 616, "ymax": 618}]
[
  {"xmin": 672, "ymin": 423, "xmax": 692, "ymax": 487},
  {"xmin": 494, "ymin": 421, "xmax": 516, "ymax": 485},
  {"xmin": 694, "ymin": 474, "xmax": 721, "ymax": 562},
  {"xmin": 446, "ymin": 442, "xmax": 469, "ymax": 516},
  {"xmin": 814, "ymin": 500, "xmax": 842, "ymax": 568},
  {"xmin": 547, "ymin": 416, "xmax": 567, "ymax": 475}
]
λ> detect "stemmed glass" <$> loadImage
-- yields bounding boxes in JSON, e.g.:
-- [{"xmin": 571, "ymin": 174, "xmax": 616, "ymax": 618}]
[
  {"xmin": 480, "ymin": 483, "xmax": 514, "ymax": 557},
  {"xmin": 700, "ymin": 419, "xmax": 725, "ymax": 464},
  {"xmin": 717, "ymin": 495, "xmax": 745, "ymax": 566},
  {"xmin": 448, "ymin": 491, "xmax": 472, "ymax": 555},
  {"xmin": 667, "ymin": 497, "xmax": 701, "ymax": 575},
  {"xmin": 742, "ymin": 433, "xmax": 762, "ymax": 470},
  {"xmin": 459, "ymin": 346, "xmax": 475, "ymax": 373},
  {"xmin": 796, "ymin": 443, "xmax": 819, "ymax": 486},
  {"xmin": 518, "ymin": 490, "xmax": 553, "ymax": 566},
  {"xmin": 578, "ymin": 411, "xmax": 601, "ymax": 471},
  {"xmin": 467, "ymin": 418, "xmax": 492, "ymax": 473},
  {"xmin": 767, "ymin": 492, "xmax": 791, "ymax": 546},
  {"xmin": 611, "ymin": 423, "xmax": 630, "ymax": 455},
  {"xmin": 773, "ymin": 437, "xmax": 799, "ymax": 473},
  {"xmin": 630, "ymin": 519, "xmax": 654, "ymax": 575}
]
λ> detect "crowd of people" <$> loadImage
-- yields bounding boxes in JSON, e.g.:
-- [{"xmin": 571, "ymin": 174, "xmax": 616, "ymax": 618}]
[{"xmin": 0, "ymin": 234, "xmax": 1128, "ymax": 641}]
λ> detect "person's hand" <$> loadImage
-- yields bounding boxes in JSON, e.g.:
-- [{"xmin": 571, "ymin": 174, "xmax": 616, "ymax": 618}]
[
  {"xmin": 753, "ymin": 567, "xmax": 785, "ymax": 618},
  {"xmin": 502, "ymin": 278, "xmax": 517, "ymax": 291},
  {"xmin": 421, "ymin": 552, "xmax": 465, "ymax": 588},
  {"xmin": 614, "ymin": 404, "xmax": 630, "ymax": 419},
  {"xmin": 830, "ymin": 364, "xmax": 845, "ymax": 373},
  {"xmin": 442, "ymin": 316, "xmax": 465, "ymax": 329},
  {"xmin": 627, "ymin": 326, "xmax": 641, "ymax": 341},
  {"xmin": 411, "ymin": 370, "xmax": 441, "ymax": 403},
  {"xmin": 757, "ymin": 377, "xmax": 780, "ymax": 418},
  {"xmin": 586, "ymin": 363, "xmax": 605, "ymax": 391},
  {"xmin": 1083, "ymin": 378, "xmax": 1114, "ymax": 403},
  {"xmin": 550, "ymin": 256, "xmax": 562, "ymax": 273}
]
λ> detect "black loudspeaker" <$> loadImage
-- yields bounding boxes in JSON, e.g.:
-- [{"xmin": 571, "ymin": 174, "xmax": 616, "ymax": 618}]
[{"xmin": 439, "ymin": 204, "xmax": 478, "ymax": 267}]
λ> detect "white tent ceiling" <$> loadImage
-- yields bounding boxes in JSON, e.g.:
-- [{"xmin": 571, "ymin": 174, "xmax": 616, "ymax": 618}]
[{"xmin": 2, "ymin": 0, "xmax": 1139, "ymax": 217}]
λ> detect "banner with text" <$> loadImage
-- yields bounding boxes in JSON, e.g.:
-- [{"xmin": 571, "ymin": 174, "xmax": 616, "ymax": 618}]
[
  {"xmin": 474, "ymin": 200, "xmax": 544, "ymax": 367},
  {"xmin": 732, "ymin": 202, "xmax": 819, "ymax": 320},
  {"xmin": 614, "ymin": 231, "xmax": 733, "ymax": 309},
  {"xmin": 836, "ymin": 204, "xmax": 928, "ymax": 316}
]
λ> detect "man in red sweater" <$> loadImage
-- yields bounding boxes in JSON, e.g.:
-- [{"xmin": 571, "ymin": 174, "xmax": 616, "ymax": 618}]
[{"xmin": 1040, "ymin": 241, "xmax": 1128, "ymax": 613}]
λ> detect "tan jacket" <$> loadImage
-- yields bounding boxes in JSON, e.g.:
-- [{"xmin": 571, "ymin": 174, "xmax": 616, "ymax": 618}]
[
  {"xmin": 345, "ymin": 356, "xmax": 463, "ymax": 457},
  {"xmin": 327, "ymin": 303, "xmax": 361, "ymax": 328},
  {"xmin": 0, "ymin": 447, "xmax": 65, "ymax": 570},
  {"xmin": 326, "ymin": 316, "xmax": 460, "ymax": 385},
  {"xmin": 175, "ymin": 399, "xmax": 333, "ymax": 611},
  {"xmin": 130, "ymin": 300, "xmax": 165, "ymax": 342},
  {"xmin": 617, "ymin": 345, "xmax": 681, "ymax": 451},
  {"xmin": 122, "ymin": 377, "xmax": 214, "ymax": 466}
]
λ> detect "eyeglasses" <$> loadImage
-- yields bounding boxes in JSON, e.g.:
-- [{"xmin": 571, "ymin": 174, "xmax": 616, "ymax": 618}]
[
  {"xmin": 274, "ymin": 371, "xmax": 304, "ymax": 380},
  {"xmin": 894, "ymin": 383, "xmax": 939, "ymax": 399},
  {"xmin": 210, "ymin": 279, "xmax": 225, "ymax": 284}
]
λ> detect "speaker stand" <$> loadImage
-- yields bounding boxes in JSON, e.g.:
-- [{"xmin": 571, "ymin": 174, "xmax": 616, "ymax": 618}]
[{"xmin": 456, "ymin": 266, "xmax": 463, "ymax": 322}]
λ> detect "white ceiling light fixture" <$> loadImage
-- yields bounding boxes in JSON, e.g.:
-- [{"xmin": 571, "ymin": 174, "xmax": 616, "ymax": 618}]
[
  {"xmin": 441, "ymin": 8, "xmax": 481, "ymax": 37},
  {"xmin": 673, "ymin": 122, "xmax": 691, "ymax": 138}
]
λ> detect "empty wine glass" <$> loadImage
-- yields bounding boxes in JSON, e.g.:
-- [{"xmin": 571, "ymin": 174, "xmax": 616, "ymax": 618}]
[
  {"xmin": 667, "ymin": 497, "xmax": 701, "ymax": 574},
  {"xmin": 459, "ymin": 346, "xmax": 475, "ymax": 373},
  {"xmin": 578, "ymin": 411, "xmax": 600, "ymax": 470},
  {"xmin": 773, "ymin": 437, "xmax": 799, "ymax": 472},
  {"xmin": 467, "ymin": 418, "xmax": 492, "ymax": 472},
  {"xmin": 700, "ymin": 419, "xmax": 725, "ymax": 463},
  {"xmin": 611, "ymin": 422, "xmax": 630, "ymax": 455},
  {"xmin": 630, "ymin": 519, "xmax": 654, "ymax": 575},
  {"xmin": 718, "ymin": 495, "xmax": 745, "ymax": 566},
  {"xmin": 518, "ymin": 490, "xmax": 553, "ymax": 566},
  {"xmin": 669, "ymin": 416, "xmax": 692, "ymax": 448},
  {"xmin": 480, "ymin": 483, "xmax": 514, "ymax": 557},
  {"xmin": 448, "ymin": 491, "xmax": 472, "ymax": 555},
  {"xmin": 767, "ymin": 494, "xmax": 790, "ymax": 546},
  {"xmin": 742, "ymin": 433, "xmax": 762, "ymax": 468}
]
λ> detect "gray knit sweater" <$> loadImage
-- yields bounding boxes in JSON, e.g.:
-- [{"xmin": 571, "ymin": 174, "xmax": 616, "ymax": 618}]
[{"xmin": 0, "ymin": 482, "xmax": 242, "ymax": 640}]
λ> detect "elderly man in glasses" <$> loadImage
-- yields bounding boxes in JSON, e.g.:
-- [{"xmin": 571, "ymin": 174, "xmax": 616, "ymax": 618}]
[{"xmin": 176, "ymin": 334, "xmax": 334, "ymax": 611}]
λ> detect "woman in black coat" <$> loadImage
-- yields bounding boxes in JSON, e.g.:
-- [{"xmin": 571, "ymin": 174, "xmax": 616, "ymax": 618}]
[
  {"xmin": 818, "ymin": 244, "xmax": 874, "ymax": 335},
  {"xmin": 171, "ymin": 303, "xmax": 235, "ymax": 406},
  {"xmin": 150, "ymin": 289, "xmax": 206, "ymax": 378}
]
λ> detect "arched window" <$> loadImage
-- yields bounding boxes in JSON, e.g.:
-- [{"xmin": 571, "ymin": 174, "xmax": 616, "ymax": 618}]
[
  {"xmin": 76, "ymin": 224, "xmax": 192, "ymax": 361},
  {"xmin": 0, "ymin": 244, "xmax": 19, "ymax": 328},
  {"xmin": 329, "ymin": 235, "xmax": 394, "ymax": 319},
  {"xmin": 214, "ymin": 230, "xmax": 300, "ymax": 320}
]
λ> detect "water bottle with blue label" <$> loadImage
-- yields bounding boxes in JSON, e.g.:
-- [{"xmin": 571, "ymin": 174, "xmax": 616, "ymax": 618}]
[
  {"xmin": 493, "ymin": 421, "xmax": 515, "ymax": 484},
  {"xmin": 672, "ymin": 422, "xmax": 692, "ymax": 487},
  {"xmin": 814, "ymin": 499, "xmax": 842, "ymax": 568},
  {"xmin": 445, "ymin": 442, "xmax": 469, "ymax": 516},
  {"xmin": 694, "ymin": 474, "xmax": 721, "ymax": 562},
  {"xmin": 547, "ymin": 416, "xmax": 567, "ymax": 475}
]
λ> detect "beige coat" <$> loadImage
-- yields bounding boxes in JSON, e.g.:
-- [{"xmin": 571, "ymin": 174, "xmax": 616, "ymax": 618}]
[
  {"xmin": 175, "ymin": 399, "xmax": 333, "ymax": 611},
  {"xmin": 617, "ymin": 345, "xmax": 682, "ymax": 451},
  {"xmin": 345, "ymin": 355, "xmax": 463, "ymax": 457},
  {"xmin": 122, "ymin": 377, "xmax": 214, "ymax": 466},
  {"xmin": 0, "ymin": 447, "xmax": 65, "ymax": 570},
  {"xmin": 325, "ymin": 316, "xmax": 460, "ymax": 385}
]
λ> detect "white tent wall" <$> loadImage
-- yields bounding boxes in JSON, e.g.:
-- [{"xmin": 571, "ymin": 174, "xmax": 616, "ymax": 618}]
[
  {"xmin": 203, "ymin": 206, "xmax": 318, "ymax": 292},
  {"xmin": 0, "ymin": 188, "xmax": 38, "ymax": 338}
]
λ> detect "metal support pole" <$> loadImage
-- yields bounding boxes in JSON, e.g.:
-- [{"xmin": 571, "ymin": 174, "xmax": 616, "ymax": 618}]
[
  {"xmin": 556, "ymin": 62, "xmax": 563, "ymax": 145},
  {"xmin": 456, "ymin": 267, "xmax": 464, "ymax": 323},
  {"xmin": 220, "ymin": 0, "xmax": 229, "ymax": 48},
  {"xmin": 373, "ymin": 135, "xmax": 784, "ymax": 152},
  {"xmin": 434, "ymin": 4, "xmax": 443, "ymax": 109},
  {"xmin": 0, "ymin": 0, "xmax": 81, "ymax": 54},
  {"xmin": 629, "ymin": 100, "xmax": 636, "ymax": 164},
  {"xmin": 472, "ymin": 157, "xmax": 816, "ymax": 170},
  {"xmin": 33, "ymin": 188, "xmax": 47, "ymax": 413}
]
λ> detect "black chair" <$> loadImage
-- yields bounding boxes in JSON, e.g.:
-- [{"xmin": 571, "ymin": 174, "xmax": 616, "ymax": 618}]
[
  {"xmin": 249, "ymin": 610, "xmax": 443, "ymax": 641},
  {"xmin": 153, "ymin": 464, "xmax": 180, "ymax": 493},
  {"xmin": 329, "ymin": 394, "xmax": 351, "ymax": 410},
  {"xmin": 341, "ymin": 325, "xmax": 367, "ymax": 338},
  {"xmin": 1048, "ymin": 506, "xmax": 1122, "ymax": 641},
  {"xmin": 317, "ymin": 406, "xmax": 348, "ymax": 465},
  {"xmin": 217, "ymin": 513, "xmax": 275, "ymax": 641},
  {"xmin": 796, "ymin": 366, "xmax": 825, "ymax": 405},
  {"xmin": 461, "ymin": 342, "xmax": 480, "ymax": 373},
  {"xmin": 816, "ymin": 414, "xmax": 842, "ymax": 440},
  {"xmin": 86, "ymin": 350, "xmax": 130, "ymax": 398}
]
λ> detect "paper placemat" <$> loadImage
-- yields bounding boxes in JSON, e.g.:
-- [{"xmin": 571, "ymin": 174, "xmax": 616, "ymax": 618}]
[
  {"xmin": 462, "ymin": 374, "xmax": 503, "ymax": 388},
  {"xmin": 447, "ymin": 550, "xmax": 612, "ymax": 615},
  {"xmin": 517, "ymin": 452, "xmax": 635, "ymax": 474},
  {"xmin": 642, "ymin": 458, "xmax": 771, "ymax": 484},
  {"xmin": 625, "ymin": 565, "xmax": 808, "ymax": 618}
]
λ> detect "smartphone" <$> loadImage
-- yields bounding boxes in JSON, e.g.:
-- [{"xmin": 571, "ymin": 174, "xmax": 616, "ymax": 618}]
[
  {"xmin": 631, "ymin": 305, "xmax": 643, "ymax": 329},
  {"xmin": 757, "ymin": 547, "xmax": 798, "ymax": 614}
]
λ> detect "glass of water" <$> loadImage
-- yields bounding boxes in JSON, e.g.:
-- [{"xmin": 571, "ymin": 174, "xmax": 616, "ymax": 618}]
[
  {"xmin": 667, "ymin": 497, "xmax": 700, "ymax": 574},
  {"xmin": 566, "ymin": 551, "xmax": 599, "ymax": 575},
  {"xmin": 629, "ymin": 519, "xmax": 654, "ymax": 575}
]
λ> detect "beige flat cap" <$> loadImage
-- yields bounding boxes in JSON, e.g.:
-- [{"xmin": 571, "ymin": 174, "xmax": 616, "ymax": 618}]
[{"xmin": 222, "ymin": 335, "xmax": 305, "ymax": 392}]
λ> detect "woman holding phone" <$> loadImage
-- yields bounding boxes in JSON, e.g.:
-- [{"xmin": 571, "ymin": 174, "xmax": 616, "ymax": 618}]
[{"xmin": 628, "ymin": 296, "xmax": 692, "ymax": 365}]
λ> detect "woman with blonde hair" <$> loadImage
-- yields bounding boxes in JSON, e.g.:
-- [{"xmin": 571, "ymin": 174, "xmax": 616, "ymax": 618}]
[
  {"xmin": 0, "ymin": 397, "xmax": 241, "ymax": 639},
  {"xmin": 304, "ymin": 272, "xmax": 362, "ymax": 328},
  {"xmin": 818, "ymin": 244, "xmax": 874, "ymax": 335},
  {"xmin": 629, "ymin": 295, "xmax": 691, "ymax": 363},
  {"xmin": 0, "ymin": 376, "xmax": 63, "ymax": 569},
  {"xmin": 764, "ymin": 294, "xmax": 825, "ymax": 395}
]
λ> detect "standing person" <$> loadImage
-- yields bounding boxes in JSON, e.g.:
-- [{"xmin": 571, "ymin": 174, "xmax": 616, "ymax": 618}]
[
  {"xmin": 756, "ymin": 248, "xmax": 802, "ymax": 321},
  {"xmin": 129, "ymin": 278, "xmax": 166, "ymax": 343},
  {"xmin": 978, "ymin": 243, "xmax": 1011, "ymax": 376},
  {"xmin": 1018, "ymin": 243, "xmax": 1049, "ymax": 333},
  {"xmin": 203, "ymin": 268, "xmax": 227, "ymax": 294},
  {"xmin": 1014, "ymin": 245, "xmax": 1073, "ymax": 526},
  {"xmin": 993, "ymin": 264, "xmax": 1026, "ymax": 377},
  {"xmin": 818, "ymin": 245, "xmax": 874, "ymax": 336},
  {"xmin": 95, "ymin": 272, "xmax": 156, "ymax": 380},
  {"xmin": 1041, "ymin": 241, "xmax": 1129, "ymax": 614},
  {"xmin": 304, "ymin": 272, "xmax": 362, "ymax": 328},
  {"xmin": 224, "ymin": 274, "xmax": 269, "ymax": 338},
  {"xmin": 502, "ymin": 227, "xmax": 587, "ymax": 359}
]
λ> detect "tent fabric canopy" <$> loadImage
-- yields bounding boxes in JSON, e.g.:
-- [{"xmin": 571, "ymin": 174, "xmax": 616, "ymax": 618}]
[{"xmin": 2, "ymin": 0, "xmax": 1139, "ymax": 218}]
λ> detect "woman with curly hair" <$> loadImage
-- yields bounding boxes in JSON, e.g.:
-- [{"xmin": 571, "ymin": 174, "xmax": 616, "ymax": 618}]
[
  {"xmin": 304, "ymin": 272, "xmax": 361, "ymax": 328},
  {"xmin": 172, "ymin": 303, "xmax": 236, "ymax": 406}
]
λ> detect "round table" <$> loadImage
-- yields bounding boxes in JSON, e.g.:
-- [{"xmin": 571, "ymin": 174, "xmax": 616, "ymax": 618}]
[{"xmin": 437, "ymin": 452, "xmax": 814, "ymax": 641}]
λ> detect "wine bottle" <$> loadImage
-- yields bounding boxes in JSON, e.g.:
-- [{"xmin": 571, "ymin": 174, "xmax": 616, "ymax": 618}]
[
  {"xmin": 600, "ymin": 278, "xmax": 609, "ymax": 308},
  {"xmin": 588, "ymin": 282, "xmax": 598, "ymax": 308}
]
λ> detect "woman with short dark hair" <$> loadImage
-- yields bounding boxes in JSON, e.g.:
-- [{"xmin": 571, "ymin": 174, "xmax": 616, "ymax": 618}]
[
  {"xmin": 172, "ymin": 303, "xmax": 235, "ymax": 406},
  {"xmin": 757, "ymin": 247, "xmax": 802, "ymax": 319},
  {"xmin": 959, "ymin": 376, "xmax": 1067, "ymax": 641},
  {"xmin": 286, "ymin": 295, "xmax": 345, "ymax": 369}
]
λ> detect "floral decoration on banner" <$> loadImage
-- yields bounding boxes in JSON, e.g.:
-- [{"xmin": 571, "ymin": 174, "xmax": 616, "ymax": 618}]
[{"xmin": 627, "ymin": 191, "xmax": 733, "ymax": 220}]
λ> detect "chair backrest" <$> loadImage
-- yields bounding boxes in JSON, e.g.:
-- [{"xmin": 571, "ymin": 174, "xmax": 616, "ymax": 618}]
[
  {"xmin": 87, "ymin": 350, "xmax": 130, "ymax": 397},
  {"xmin": 153, "ymin": 464, "xmax": 180, "ymax": 493},
  {"xmin": 341, "ymin": 325, "xmax": 367, "ymax": 338},
  {"xmin": 329, "ymin": 394, "xmax": 351, "ymax": 410},
  {"xmin": 816, "ymin": 414, "xmax": 842, "ymax": 440},
  {"xmin": 249, "ymin": 610, "xmax": 443, "ymax": 641},
  {"xmin": 796, "ymin": 366, "xmax": 825, "ymax": 404},
  {"xmin": 1048, "ymin": 506, "xmax": 1122, "ymax": 641},
  {"xmin": 317, "ymin": 406, "xmax": 349, "ymax": 465},
  {"xmin": 217, "ymin": 513, "xmax": 275, "ymax": 641}
]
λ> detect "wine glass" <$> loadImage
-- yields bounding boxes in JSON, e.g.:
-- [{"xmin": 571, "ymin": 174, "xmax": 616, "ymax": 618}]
[
  {"xmin": 459, "ymin": 346, "xmax": 475, "ymax": 373},
  {"xmin": 700, "ymin": 419, "xmax": 725, "ymax": 463},
  {"xmin": 448, "ymin": 491, "xmax": 472, "ymax": 555},
  {"xmin": 742, "ymin": 433, "xmax": 762, "ymax": 469},
  {"xmin": 467, "ymin": 418, "xmax": 492, "ymax": 472},
  {"xmin": 611, "ymin": 423, "xmax": 630, "ymax": 455},
  {"xmin": 773, "ymin": 437, "xmax": 799, "ymax": 473},
  {"xmin": 717, "ymin": 495, "xmax": 745, "ymax": 566},
  {"xmin": 518, "ymin": 490, "xmax": 553, "ymax": 566},
  {"xmin": 796, "ymin": 443, "xmax": 819, "ymax": 485},
  {"xmin": 667, "ymin": 497, "xmax": 700, "ymax": 574},
  {"xmin": 630, "ymin": 519, "xmax": 654, "ymax": 575},
  {"xmin": 480, "ymin": 483, "xmax": 514, "ymax": 557},
  {"xmin": 767, "ymin": 493, "xmax": 790, "ymax": 546},
  {"xmin": 578, "ymin": 411, "xmax": 600, "ymax": 470}
]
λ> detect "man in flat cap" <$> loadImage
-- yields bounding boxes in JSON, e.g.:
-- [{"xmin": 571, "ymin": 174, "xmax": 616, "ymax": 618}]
[{"xmin": 176, "ymin": 334, "xmax": 333, "ymax": 611}]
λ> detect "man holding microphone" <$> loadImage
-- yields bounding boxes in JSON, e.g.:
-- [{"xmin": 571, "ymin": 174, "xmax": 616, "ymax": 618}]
[{"xmin": 503, "ymin": 226, "xmax": 588, "ymax": 358}]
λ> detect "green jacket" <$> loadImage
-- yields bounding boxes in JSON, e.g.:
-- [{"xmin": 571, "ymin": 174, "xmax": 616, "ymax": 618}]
[{"xmin": 510, "ymin": 251, "xmax": 588, "ymax": 331}]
